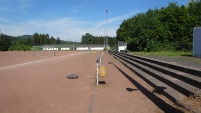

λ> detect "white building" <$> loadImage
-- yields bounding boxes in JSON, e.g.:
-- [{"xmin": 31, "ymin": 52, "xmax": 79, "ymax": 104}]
[
  {"xmin": 61, "ymin": 47, "xmax": 70, "ymax": 50},
  {"xmin": 75, "ymin": 45, "xmax": 108, "ymax": 51},
  {"xmin": 117, "ymin": 41, "xmax": 127, "ymax": 52},
  {"xmin": 43, "ymin": 48, "xmax": 58, "ymax": 50},
  {"xmin": 193, "ymin": 27, "xmax": 201, "ymax": 57},
  {"xmin": 42, "ymin": 44, "xmax": 108, "ymax": 51}
]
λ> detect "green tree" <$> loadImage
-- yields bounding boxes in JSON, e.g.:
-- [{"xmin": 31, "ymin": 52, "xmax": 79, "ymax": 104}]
[
  {"xmin": 116, "ymin": 2, "xmax": 197, "ymax": 52},
  {"xmin": 160, "ymin": 3, "xmax": 196, "ymax": 51},
  {"xmin": 56, "ymin": 37, "xmax": 61, "ymax": 44},
  {"xmin": 50, "ymin": 36, "xmax": 56, "ymax": 44},
  {"xmin": 188, "ymin": 0, "xmax": 201, "ymax": 26},
  {"xmin": 45, "ymin": 34, "xmax": 50, "ymax": 44},
  {"xmin": 26, "ymin": 37, "xmax": 32, "ymax": 46},
  {"xmin": 32, "ymin": 32, "xmax": 40, "ymax": 45},
  {"xmin": 8, "ymin": 38, "xmax": 31, "ymax": 51},
  {"xmin": 0, "ymin": 33, "xmax": 11, "ymax": 51},
  {"xmin": 81, "ymin": 33, "xmax": 93, "ymax": 44}
]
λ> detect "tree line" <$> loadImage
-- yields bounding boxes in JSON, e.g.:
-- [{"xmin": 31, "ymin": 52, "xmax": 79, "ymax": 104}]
[
  {"xmin": 0, "ymin": 32, "xmax": 117, "ymax": 51},
  {"xmin": 0, "ymin": 33, "xmax": 62, "ymax": 51},
  {"xmin": 116, "ymin": 1, "xmax": 201, "ymax": 51},
  {"xmin": 31, "ymin": 33, "xmax": 61, "ymax": 46},
  {"xmin": 81, "ymin": 33, "xmax": 117, "ymax": 49}
]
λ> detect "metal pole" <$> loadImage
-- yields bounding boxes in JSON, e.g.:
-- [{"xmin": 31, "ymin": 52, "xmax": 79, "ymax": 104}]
[
  {"xmin": 106, "ymin": 10, "xmax": 108, "ymax": 52},
  {"xmin": 96, "ymin": 60, "xmax": 99, "ymax": 85},
  {"xmin": 104, "ymin": 29, "xmax": 105, "ymax": 49},
  {"xmin": 54, "ymin": 40, "xmax": 56, "ymax": 56},
  {"xmin": 33, "ymin": 46, "xmax": 35, "ymax": 56}
]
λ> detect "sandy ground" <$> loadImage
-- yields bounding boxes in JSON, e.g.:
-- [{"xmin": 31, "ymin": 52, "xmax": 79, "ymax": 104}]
[{"xmin": 0, "ymin": 51, "xmax": 185, "ymax": 113}]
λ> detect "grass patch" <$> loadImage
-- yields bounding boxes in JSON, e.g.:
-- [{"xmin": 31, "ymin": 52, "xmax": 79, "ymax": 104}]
[
  {"xmin": 132, "ymin": 51, "xmax": 193, "ymax": 56},
  {"xmin": 32, "ymin": 46, "xmax": 43, "ymax": 51}
]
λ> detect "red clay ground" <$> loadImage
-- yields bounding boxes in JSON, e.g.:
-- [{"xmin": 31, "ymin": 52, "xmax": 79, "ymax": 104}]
[{"xmin": 0, "ymin": 51, "xmax": 186, "ymax": 113}]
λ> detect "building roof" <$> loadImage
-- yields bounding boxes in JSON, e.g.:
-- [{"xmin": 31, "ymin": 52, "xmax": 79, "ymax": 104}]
[{"xmin": 42, "ymin": 44, "xmax": 109, "ymax": 48}]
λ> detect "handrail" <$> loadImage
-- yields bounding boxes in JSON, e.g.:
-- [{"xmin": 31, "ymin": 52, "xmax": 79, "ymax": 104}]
[
  {"xmin": 96, "ymin": 51, "xmax": 103, "ymax": 85},
  {"xmin": 97, "ymin": 52, "xmax": 102, "ymax": 65}
]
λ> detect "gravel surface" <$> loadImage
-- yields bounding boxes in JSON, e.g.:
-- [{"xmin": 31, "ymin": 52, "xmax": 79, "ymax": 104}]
[
  {"xmin": 0, "ymin": 51, "xmax": 190, "ymax": 113},
  {"xmin": 0, "ymin": 51, "xmax": 95, "ymax": 113}
]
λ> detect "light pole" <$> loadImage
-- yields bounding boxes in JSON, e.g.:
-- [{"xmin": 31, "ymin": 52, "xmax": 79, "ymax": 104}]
[
  {"xmin": 73, "ymin": 43, "xmax": 75, "ymax": 51},
  {"xmin": 104, "ymin": 29, "xmax": 105, "ymax": 49},
  {"xmin": 106, "ymin": 9, "xmax": 108, "ymax": 52}
]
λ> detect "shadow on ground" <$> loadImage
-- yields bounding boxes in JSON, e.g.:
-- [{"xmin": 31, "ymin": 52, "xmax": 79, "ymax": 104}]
[
  {"xmin": 111, "ymin": 62, "xmax": 183, "ymax": 113},
  {"xmin": 126, "ymin": 88, "xmax": 138, "ymax": 92},
  {"xmin": 181, "ymin": 54, "xmax": 193, "ymax": 57},
  {"xmin": 99, "ymin": 81, "xmax": 106, "ymax": 84}
]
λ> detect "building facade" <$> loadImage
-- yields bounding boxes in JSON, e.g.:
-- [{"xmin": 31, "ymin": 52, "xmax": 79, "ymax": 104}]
[{"xmin": 42, "ymin": 44, "xmax": 109, "ymax": 51}]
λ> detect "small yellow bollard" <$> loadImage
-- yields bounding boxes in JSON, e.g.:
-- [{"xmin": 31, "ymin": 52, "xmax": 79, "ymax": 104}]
[{"xmin": 98, "ymin": 65, "xmax": 107, "ymax": 77}]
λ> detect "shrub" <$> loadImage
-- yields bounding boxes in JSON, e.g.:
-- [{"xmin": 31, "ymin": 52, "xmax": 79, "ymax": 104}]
[{"xmin": 9, "ymin": 45, "xmax": 31, "ymax": 51}]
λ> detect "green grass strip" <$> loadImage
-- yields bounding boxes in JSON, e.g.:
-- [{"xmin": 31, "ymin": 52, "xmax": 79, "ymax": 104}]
[{"xmin": 132, "ymin": 51, "xmax": 193, "ymax": 56}]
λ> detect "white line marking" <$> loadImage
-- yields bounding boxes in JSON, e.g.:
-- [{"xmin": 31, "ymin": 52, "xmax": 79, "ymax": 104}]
[{"xmin": 0, "ymin": 52, "xmax": 83, "ymax": 70}]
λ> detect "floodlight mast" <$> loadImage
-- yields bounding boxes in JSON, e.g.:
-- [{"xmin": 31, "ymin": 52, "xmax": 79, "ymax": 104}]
[
  {"xmin": 106, "ymin": 9, "xmax": 108, "ymax": 52},
  {"xmin": 104, "ymin": 29, "xmax": 105, "ymax": 48}
]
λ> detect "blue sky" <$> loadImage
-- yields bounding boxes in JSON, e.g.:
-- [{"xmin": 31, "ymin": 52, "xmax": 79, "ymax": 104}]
[{"xmin": 0, "ymin": 0, "xmax": 188, "ymax": 42}]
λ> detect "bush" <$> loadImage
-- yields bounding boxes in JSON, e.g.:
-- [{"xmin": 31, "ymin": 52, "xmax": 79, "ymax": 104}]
[{"xmin": 9, "ymin": 45, "xmax": 31, "ymax": 51}]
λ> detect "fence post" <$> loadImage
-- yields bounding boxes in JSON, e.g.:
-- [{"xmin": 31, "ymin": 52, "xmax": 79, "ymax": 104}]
[{"xmin": 96, "ymin": 60, "xmax": 99, "ymax": 85}]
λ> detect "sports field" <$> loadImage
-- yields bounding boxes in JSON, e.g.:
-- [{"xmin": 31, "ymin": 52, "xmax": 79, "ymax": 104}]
[
  {"xmin": 0, "ymin": 51, "xmax": 96, "ymax": 113},
  {"xmin": 0, "ymin": 51, "xmax": 184, "ymax": 113}
]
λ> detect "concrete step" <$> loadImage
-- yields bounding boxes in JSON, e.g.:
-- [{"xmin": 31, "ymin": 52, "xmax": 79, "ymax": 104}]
[
  {"xmin": 115, "ymin": 53, "xmax": 201, "ymax": 97},
  {"xmin": 116, "ymin": 53, "xmax": 201, "ymax": 89},
  {"xmin": 127, "ymin": 53, "xmax": 201, "ymax": 77},
  {"xmin": 112, "ymin": 53, "xmax": 186, "ymax": 102},
  {"xmin": 109, "ymin": 50, "xmax": 201, "ymax": 113}
]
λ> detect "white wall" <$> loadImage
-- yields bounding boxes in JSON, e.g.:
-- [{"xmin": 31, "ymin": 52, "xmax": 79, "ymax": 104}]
[
  {"xmin": 193, "ymin": 27, "xmax": 201, "ymax": 57},
  {"xmin": 43, "ymin": 48, "xmax": 58, "ymax": 50},
  {"xmin": 118, "ymin": 46, "xmax": 127, "ymax": 52},
  {"xmin": 61, "ymin": 47, "xmax": 70, "ymax": 50},
  {"xmin": 77, "ymin": 47, "xmax": 89, "ymax": 50},
  {"xmin": 42, "ymin": 46, "xmax": 107, "ymax": 51},
  {"xmin": 91, "ymin": 47, "xmax": 104, "ymax": 50}
]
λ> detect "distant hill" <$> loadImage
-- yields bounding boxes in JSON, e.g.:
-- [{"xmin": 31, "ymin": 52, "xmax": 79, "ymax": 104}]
[
  {"xmin": 17, "ymin": 35, "xmax": 32, "ymax": 39},
  {"xmin": 7, "ymin": 34, "xmax": 68, "ymax": 43},
  {"xmin": 8, "ymin": 35, "xmax": 32, "ymax": 42}
]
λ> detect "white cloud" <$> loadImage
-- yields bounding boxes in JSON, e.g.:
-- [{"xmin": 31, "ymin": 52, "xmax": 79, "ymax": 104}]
[
  {"xmin": 0, "ymin": 17, "xmax": 14, "ymax": 24},
  {"xmin": 0, "ymin": 11, "xmax": 139, "ymax": 42}
]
